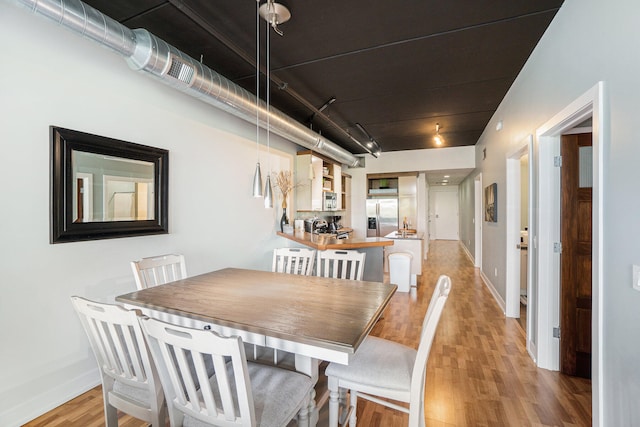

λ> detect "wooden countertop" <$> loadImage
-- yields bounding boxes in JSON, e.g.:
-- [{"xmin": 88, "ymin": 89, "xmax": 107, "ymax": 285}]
[
  {"xmin": 277, "ymin": 230, "xmax": 394, "ymax": 250},
  {"xmin": 117, "ymin": 268, "xmax": 396, "ymax": 357}
]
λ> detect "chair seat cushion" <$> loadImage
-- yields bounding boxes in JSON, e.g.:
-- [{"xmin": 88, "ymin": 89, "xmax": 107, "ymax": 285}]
[
  {"xmin": 112, "ymin": 380, "xmax": 152, "ymax": 408},
  {"xmin": 184, "ymin": 361, "xmax": 313, "ymax": 427},
  {"xmin": 325, "ymin": 336, "xmax": 416, "ymax": 392}
]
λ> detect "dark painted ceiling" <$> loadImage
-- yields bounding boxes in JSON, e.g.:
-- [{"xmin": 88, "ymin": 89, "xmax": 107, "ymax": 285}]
[{"xmin": 82, "ymin": 0, "xmax": 563, "ymax": 156}]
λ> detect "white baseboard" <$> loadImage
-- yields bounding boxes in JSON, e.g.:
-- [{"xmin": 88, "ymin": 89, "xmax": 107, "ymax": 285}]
[
  {"xmin": 461, "ymin": 243, "xmax": 475, "ymax": 265},
  {"xmin": 479, "ymin": 270, "xmax": 506, "ymax": 314},
  {"xmin": 0, "ymin": 370, "xmax": 100, "ymax": 427}
]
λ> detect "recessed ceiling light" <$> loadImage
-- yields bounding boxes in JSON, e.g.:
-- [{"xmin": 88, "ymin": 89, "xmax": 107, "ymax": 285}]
[
  {"xmin": 441, "ymin": 182, "xmax": 447, "ymax": 186},
  {"xmin": 444, "ymin": 175, "xmax": 450, "ymax": 178}
]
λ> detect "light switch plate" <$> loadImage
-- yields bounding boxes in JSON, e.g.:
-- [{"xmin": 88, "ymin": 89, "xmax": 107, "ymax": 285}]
[{"xmin": 633, "ymin": 265, "xmax": 640, "ymax": 291}]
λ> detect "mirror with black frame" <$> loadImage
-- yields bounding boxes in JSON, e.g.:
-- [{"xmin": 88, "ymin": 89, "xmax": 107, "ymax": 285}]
[{"xmin": 50, "ymin": 126, "xmax": 169, "ymax": 243}]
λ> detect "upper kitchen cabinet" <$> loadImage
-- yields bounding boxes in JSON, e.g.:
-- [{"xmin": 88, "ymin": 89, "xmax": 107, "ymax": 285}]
[
  {"xmin": 341, "ymin": 173, "xmax": 352, "ymax": 227},
  {"xmin": 368, "ymin": 175, "xmax": 399, "ymax": 198},
  {"xmin": 398, "ymin": 175, "xmax": 418, "ymax": 229},
  {"xmin": 295, "ymin": 151, "xmax": 343, "ymax": 212}
]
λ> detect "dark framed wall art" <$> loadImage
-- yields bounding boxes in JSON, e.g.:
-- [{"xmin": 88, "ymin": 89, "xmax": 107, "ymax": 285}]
[
  {"xmin": 484, "ymin": 182, "xmax": 497, "ymax": 223},
  {"xmin": 50, "ymin": 126, "xmax": 169, "ymax": 243}
]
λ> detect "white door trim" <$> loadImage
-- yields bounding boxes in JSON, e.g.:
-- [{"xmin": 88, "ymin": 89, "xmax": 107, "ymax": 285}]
[
  {"xmin": 505, "ymin": 136, "xmax": 532, "ymax": 318},
  {"xmin": 535, "ymin": 81, "xmax": 604, "ymax": 427},
  {"xmin": 474, "ymin": 174, "xmax": 482, "ymax": 268}
]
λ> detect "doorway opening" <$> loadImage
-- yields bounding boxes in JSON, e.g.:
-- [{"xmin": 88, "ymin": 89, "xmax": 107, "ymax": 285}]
[
  {"xmin": 535, "ymin": 82, "xmax": 604, "ymax": 425},
  {"xmin": 505, "ymin": 136, "xmax": 533, "ymax": 343}
]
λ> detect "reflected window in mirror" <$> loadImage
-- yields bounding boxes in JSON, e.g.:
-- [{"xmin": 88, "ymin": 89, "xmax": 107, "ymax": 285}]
[{"xmin": 51, "ymin": 126, "xmax": 168, "ymax": 243}]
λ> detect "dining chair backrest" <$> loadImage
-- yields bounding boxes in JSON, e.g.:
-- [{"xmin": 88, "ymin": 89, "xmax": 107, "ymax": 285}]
[
  {"xmin": 325, "ymin": 275, "xmax": 451, "ymax": 427},
  {"xmin": 139, "ymin": 316, "xmax": 314, "ymax": 427},
  {"xmin": 316, "ymin": 249, "xmax": 366, "ymax": 280},
  {"xmin": 131, "ymin": 253, "xmax": 187, "ymax": 290},
  {"xmin": 408, "ymin": 274, "xmax": 451, "ymax": 425},
  {"xmin": 272, "ymin": 247, "xmax": 316, "ymax": 276},
  {"xmin": 70, "ymin": 296, "xmax": 165, "ymax": 427}
]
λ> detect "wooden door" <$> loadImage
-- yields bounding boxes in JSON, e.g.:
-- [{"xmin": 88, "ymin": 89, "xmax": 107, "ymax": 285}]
[{"xmin": 560, "ymin": 132, "xmax": 592, "ymax": 378}]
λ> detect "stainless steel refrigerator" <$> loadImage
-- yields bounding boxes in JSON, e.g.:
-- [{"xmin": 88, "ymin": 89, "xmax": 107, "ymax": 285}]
[{"xmin": 366, "ymin": 198, "xmax": 399, "ymax": 237}]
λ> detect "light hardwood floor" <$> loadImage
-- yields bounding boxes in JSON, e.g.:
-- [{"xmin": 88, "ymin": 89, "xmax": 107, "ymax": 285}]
[{"xmin": 24, "ymin": 240, "xmax": 591, "ymax": 426}]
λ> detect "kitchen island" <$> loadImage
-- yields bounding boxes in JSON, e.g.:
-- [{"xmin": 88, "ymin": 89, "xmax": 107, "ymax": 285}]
[{"xmin": 277, "ymin": 230, "xmax": 394, "ymax": 282}]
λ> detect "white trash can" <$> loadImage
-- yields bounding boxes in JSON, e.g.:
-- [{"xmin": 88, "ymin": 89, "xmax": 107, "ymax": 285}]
[{"xmin": 388, "ymin": 252, "xmax": 412, "ymax": 292}]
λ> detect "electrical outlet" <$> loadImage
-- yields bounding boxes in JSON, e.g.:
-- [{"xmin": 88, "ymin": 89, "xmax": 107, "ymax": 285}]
[
  {"xmin": 633, "ymin": 265, "xmax": 640, "ymax": 291},
  {"xmin": 494, "ymin": 267, "xmax": 498, "ymax": 277}
]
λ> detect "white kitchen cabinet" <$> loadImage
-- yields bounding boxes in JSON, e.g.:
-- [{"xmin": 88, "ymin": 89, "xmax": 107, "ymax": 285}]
[
  {"xmin": 295, "ymin": 153, "xmax": 323, "ymax": 211},
  {"xmin": 295, "ymin": 151, "xmax": 343, "ymax": 212},
  {"xmin": 398, "ymin": 175, "xmax": 417, "ymax": 229}
]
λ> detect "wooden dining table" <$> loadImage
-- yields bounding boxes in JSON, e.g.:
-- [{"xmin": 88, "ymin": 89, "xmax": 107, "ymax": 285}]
[{"xmin": 116, "ymin": 267, "xmax": 396, "ymax": 425}]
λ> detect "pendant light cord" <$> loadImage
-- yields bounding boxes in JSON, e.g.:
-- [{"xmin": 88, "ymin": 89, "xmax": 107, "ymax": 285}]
[
  {"xmin": 255, "ymin": 0, "xmax": 260, "ymax": 159},
  {"xmin": 266, "ymin": 6, "xmax": 271, "ymax": 172}
]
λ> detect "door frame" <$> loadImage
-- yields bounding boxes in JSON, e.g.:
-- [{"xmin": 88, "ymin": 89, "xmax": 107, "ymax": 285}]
[
  {"xmin": 505, "ymin": 136, "xmax": 533, "ymax": 317},
  {"xmin": 535, "ymin": 82, "xmax": 604, "ymax": 426},
  {"xmin": 433, "ymin": 188, "xmax": 459, "ymax": 240},
  {"xmin": 474, "ymin": 174, "xmax": 483, "ymax": 268}
]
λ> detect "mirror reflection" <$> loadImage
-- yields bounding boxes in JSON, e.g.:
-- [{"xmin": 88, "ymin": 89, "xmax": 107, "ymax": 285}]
[{"xmin": 72, "ymin": 151, "xmax": 155, "ymax": 223}]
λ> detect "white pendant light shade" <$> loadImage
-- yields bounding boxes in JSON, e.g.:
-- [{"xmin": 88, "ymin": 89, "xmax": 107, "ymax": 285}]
[
  {"xmin": 252, "ymin": 162, "xmax": 263, "ymax": 197},
  {"xmin": 264, "ymin": 174, "xmax": 274, "ymax": 208}
]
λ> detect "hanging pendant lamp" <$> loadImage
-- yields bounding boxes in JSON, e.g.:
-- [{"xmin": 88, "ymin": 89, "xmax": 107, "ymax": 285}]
[
  {"xmin": 263, "ymin": 32, "xmax": 274, "ymax": 208},
  {"xmin": 252, "ymin": 0, "xmax": 263, "ymax": 197},
  {"xmin": 252, "ymin": 162, "xmax": 263, "ymax": 197},
  {"xmin": 264, "ymin": 173, "xmax": 273, "ymax": 208}
]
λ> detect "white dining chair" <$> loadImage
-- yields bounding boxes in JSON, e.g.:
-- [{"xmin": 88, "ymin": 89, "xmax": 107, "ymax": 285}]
[
  {"xmin": 272, "ymin": 247, "xmax": 316, "ymax": 276},
  {"xmin": 139, "ymin": 315, "xmax": 314, "ymax": 427},
  {"xmin": 130, "ymin": 253, "xmax": 187, "ymax": 290},
  {"xmin": 316, "ymin": 249, "xmax": 366, "ymax": 281},
  {"xmin": 70, "ymin": 296, "xmax": 166, "ymax": 427},
  {"xmin": 325, "ymin": 274, "xmax": 452, "ymax": 427}
]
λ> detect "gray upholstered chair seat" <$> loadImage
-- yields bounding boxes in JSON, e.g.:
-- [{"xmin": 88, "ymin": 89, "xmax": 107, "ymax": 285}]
[
  {"xmin": 326, "ymin": 275, "xmax": 452, "ymax": 427},
  {"xmin": 184, "ymin": 362, "xmax": 313, "ymax": 427},
  {"xmin": 325, "ymin": 336, "xmax": 416, "ymax": 393}
]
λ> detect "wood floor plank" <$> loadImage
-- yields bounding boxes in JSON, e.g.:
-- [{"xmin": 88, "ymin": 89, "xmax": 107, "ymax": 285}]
[{"xmin": 23, "ymin": 241, "xmax": 591, "ymax": 426}]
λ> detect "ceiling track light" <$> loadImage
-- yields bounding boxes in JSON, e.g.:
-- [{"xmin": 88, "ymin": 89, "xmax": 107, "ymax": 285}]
[
  {"xmin": 355, "ymin": 123, "xmax": 381, "ymax": 157},
  {"xmin": 434, "ymin": 123, "xmax": 444, "ymax": 146},
  {"xmin": 308, "ymin": 96, "xmax": 336, "ymax": 124}
]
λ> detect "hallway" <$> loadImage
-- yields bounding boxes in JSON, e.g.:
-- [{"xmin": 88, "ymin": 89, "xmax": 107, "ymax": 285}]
[
  {"xmin": 363, "ymin": 240, "xmax": 592, "ymax": 426},
  {"xmin": 24, "ymin": 241, "xmax": 591, "ymax": 427}
]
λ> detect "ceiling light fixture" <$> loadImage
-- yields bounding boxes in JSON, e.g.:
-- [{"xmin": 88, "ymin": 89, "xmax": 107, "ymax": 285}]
[
  {"xmin": 355, "ymin": 123, "xmax": 381, "ymax": 157},
  {"xmin": 259, "ymin": 0, "xmax": 291, "ymax": 36},
  {"xmin": 434, "ymin": 123, "xmax": 444, "ymax": 146}
]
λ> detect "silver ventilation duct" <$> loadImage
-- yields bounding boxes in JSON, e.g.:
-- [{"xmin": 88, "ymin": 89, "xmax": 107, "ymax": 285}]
[{"xmin": 12, "ymin": 0, "xmax": 362, "ymax": 167}]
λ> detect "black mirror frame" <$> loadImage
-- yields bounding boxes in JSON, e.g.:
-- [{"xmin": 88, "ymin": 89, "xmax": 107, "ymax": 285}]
[{"xmin": 50, "ymin": 126, "xmax": 169, "ymax": 243}]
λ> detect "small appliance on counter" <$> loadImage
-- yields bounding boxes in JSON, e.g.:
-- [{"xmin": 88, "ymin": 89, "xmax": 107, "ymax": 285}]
[{"xmin": 327, "ymin": 216, "xmax": 342, "ymax": 233}]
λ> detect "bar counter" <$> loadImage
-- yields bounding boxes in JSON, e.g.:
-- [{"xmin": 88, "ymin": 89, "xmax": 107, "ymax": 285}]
[
  {"xmin": 276, "ymin": 230, "xmax": 394, "ymax": 251},
  {"xmin": 277, "ymin": 230, "xmax": 394, "ymax": 282}
]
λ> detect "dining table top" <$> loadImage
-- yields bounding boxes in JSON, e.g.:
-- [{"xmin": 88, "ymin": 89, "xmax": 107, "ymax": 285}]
[{"xmin": 116, "ymin": 267, "xmax": 397, "ymax": 356}]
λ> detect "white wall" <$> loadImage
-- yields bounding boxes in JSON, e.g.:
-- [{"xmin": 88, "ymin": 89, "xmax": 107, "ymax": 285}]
[
  {"xmin": 460, "ymin": 0, "xmax": 640, "ymax": 424},
  {"xmin": 0, "ymin": 4, "xmax": 300, "ymax": 425}
]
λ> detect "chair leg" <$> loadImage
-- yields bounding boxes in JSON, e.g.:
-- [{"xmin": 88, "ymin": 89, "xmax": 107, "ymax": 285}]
[
  {"xmin": 338, "ymin": 387, "xmax": 348, "ymax": 425},
  {"xmin": 348, "ymin": 390, "xmax": 358, "ymax": 426},
  {"xmin": 103, "ymin": 383, "xmax": 118, "ymax": 427},
  {"xmin": 328, "ymin": 377, "xmax": 340, "ymax": 427},
  {"xmin": 104, "ymin": 403, "xmax": 118, "ymax": 427},
  {"xmin": 297, "ymin": 393, "xmax": 311, "ymax": 427}
]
